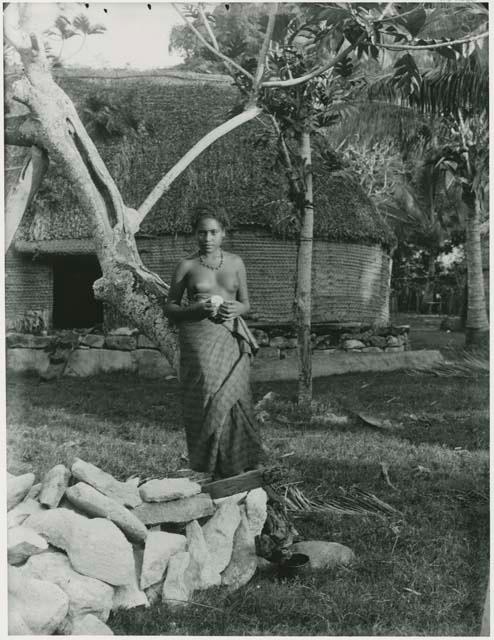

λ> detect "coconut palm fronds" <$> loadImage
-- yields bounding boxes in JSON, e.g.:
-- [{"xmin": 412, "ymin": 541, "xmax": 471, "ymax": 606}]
[
  {"xmin": 408, "ymin": 353, "xmax": 489, "ymax": 378},
  {"xmin": 280, "ymin": 484, "xmax": 403, "ymax": 518}
]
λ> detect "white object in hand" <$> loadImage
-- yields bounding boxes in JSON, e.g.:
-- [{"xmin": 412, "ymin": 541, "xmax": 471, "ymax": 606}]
[{"xmin": 209, "ymin": 295, "xmax": 224, "ymax": 316}]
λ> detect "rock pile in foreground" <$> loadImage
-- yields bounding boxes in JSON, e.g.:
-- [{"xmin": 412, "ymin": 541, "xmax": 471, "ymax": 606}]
[{"xmin": 7, "ymin": 460, "xmax": 268, "ymax": 635}]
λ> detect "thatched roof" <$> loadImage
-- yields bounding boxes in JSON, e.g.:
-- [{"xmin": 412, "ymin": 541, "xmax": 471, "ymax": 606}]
[{"xmin": 13, "ymin": 69, "xmax": 394, "ymax": 248}]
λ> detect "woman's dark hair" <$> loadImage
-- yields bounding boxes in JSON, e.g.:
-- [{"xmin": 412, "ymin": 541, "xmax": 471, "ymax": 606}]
[{"xmin": 191, "ymin": 205, "xmax": 230, "ymax": 231}]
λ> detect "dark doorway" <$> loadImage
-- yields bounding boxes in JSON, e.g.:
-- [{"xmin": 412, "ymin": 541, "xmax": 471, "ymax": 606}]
[{"xmin": 53, "ymin": 256, "xmax": 103, "ymax": 329}]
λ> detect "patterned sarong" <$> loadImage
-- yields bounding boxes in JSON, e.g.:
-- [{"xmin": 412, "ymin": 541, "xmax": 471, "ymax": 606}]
[{"xmin": 178, "ymin": 315, "xmax": 263, "ymax": 478}]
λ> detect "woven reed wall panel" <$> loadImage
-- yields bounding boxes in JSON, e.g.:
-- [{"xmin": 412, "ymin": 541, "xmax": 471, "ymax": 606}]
[
  {"xmin": 5, "ymin": 248, "xmax": 53, "ymax": 324},
  {"xmin": 311, "ymin": 241, "xmax": 391, "ymax": 324},
  {"xmin": 137, "ymin": 231, "xmax": 391, "ymax": 324}
]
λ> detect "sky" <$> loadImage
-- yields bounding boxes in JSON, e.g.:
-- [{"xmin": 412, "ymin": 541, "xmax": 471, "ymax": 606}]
[{"xmin": 28, "ymin": 2, "xmax": 188, "ymax": 69}]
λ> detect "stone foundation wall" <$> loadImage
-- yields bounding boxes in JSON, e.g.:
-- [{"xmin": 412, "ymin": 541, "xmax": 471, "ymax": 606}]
[
  {"xmin": 6, "ymin": 329, "xmax": 174, "ymax": 379},
  {"xmin": 252, "ymin": 322, "xmax": 410, "ymax": 359},
  {"xmin": 6, "ymin": 322, "xmax": 410, "ymax": 378}
]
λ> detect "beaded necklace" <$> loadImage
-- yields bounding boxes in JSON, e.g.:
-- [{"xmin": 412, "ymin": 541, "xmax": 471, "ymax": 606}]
[{"xmin": 199, "ymin": 249, "xmax": 224, "ymax": 271}]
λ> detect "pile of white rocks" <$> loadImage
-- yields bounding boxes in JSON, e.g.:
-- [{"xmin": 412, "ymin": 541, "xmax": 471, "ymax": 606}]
[{"xmin": 7, "ymin": 459, "xmax": 268, "ymax": 635}]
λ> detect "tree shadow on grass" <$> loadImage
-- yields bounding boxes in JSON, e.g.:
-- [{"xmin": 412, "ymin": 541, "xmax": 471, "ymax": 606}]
[
  {"xmin": 281, "ymin": 409, "xmax": 489, "ymax": 452},
  {"xmin": 398, "ymin": 413, "xmax": 489, "ymax": 451},
  {"xmin": 255, "ymin": 371, "xmax": 489, "ymax": 452},
  {"xmin": 6, "ymin": 371, "xmax": 183, "ymax": 429}
]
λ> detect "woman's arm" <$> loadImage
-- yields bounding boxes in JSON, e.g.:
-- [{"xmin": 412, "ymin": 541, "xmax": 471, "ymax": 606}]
[
  {"xmin": 236, "ymin": 256, "xmax": 251, "ymax": 315},
  {"xmin": 164, "ymin": 260, "xmax": 214, "ymax": 322}
]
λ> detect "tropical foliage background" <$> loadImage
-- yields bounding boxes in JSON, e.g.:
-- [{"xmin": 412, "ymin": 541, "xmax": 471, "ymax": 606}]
[{"xmin": 171, "ymin": 2, "xmax": 489, "ymax": 337}]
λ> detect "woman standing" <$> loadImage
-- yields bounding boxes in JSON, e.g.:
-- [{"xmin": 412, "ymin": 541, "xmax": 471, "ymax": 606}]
[{"xmin": 164, "ymin": 207, "xmax": 264, "ymax": 479}]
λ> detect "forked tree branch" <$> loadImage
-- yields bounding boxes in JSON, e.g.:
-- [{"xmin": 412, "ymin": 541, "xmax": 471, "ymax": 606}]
[
  {"xmin": 136, "ymin": 106, "xmax": 262, "ymax": 223},
  {"xmin": 172, "ymin": 3, "xmax": 254, "ymax": 83}
]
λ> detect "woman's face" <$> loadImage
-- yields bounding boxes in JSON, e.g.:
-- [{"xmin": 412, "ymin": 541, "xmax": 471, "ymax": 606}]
[{"xmin": 195, "ymin": 217, "xmax": 225, "ymax": 254}]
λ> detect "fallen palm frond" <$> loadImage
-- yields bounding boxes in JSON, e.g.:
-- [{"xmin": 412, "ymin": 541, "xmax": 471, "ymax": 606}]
[
  {"xmin": 454, "ymin": 488, "xmax": 489, "ymax": 504},
  {"xmin": 279, "ymin": 484, "xmax": 403, "ymax": 519},
  {"xmin": 407, "ymin": 352, "xmax": 489, "ymax": 378}
]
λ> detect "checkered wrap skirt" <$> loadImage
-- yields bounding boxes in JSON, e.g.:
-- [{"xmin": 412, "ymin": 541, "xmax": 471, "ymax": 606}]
[{"xmin": 178, "ymin": 316, "xmax": 263, "ymax": 478}]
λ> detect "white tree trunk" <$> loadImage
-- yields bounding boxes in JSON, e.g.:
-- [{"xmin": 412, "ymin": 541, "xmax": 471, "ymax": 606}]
[
  {"xmin": 295, "ymin": 130, "xmax": 314, "ymax": 405},
  {"xmin": 465, "ymin": 200, "xmax": 489, "ymax": 348}
]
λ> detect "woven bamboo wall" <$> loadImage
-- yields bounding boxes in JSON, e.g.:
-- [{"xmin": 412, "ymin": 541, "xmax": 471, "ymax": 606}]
[
  {"xmin": 136, "ymin": 230, "xmax": 391, "ymax": 324},
  {"xmin": 5, "ymin": 248, "xmax": 53, "ymax": 328},
  {"xmin": 6, "ymin": 229, "xmax": 391, "ymax": 328}
]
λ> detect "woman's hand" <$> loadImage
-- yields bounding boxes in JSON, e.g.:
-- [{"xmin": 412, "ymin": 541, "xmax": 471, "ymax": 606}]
[
  {"xmin": 197, "ymin": 299, "xmax": 217, "ymax": 318},
  {"xmin": 217, "ymin": 300, "xmax": 244, "ymax": 321}
]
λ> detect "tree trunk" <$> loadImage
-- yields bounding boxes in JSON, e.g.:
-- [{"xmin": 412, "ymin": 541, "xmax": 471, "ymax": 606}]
[
  {"xmin": 465, "ymin": 200, "xmax": 489, "ymax": 348},
  {"xmin": 295, "ymin": 130, "xmax": 313, "ymax": 406},
  {"xmin": 422, "ymin": 253, "xmax": 436, "ymax": 313}
]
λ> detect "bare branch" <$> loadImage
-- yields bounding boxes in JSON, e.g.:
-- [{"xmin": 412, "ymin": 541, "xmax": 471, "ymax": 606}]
[
  {"xmin": 261, "ymin": 39, "xmax": 361, "ymax": 89},
  {"xmin": 172, "ymin": 3, "xmax": 254, "ymax": 83},
  {"xmin": 253, "ymin": 3, "xmax": 278, "ymax": 90},
  {"xmin": 260, "ymin": 29, "xmax": 487, "ymax": 88},
  {"xmin": 269, "ymin": 114, "xmax": 302, "ymax": 197},
  {"xmin": 5, "ymin": 146, "xmax": 49, "ymax": 252},
  {"xmin": 375, "ymin": 31, "xmax": 488, "ymax": 51},
  {"xmin": 197, "ymin": 3, "xmax": 233, "ymax": 77},
  {"xmin": 137, "ymin": 105, "xmax": 262, "ymax": 224},
  {"xmin": 198, "ymin": 4, "xmax": 220, "ymax": 51}
]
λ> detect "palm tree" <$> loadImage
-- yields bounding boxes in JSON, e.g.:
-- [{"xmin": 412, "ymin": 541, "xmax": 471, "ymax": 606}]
[
  {"xmin": 363, "ymin": 4, "xmax": 489, "ymax": 348},
  {"xmin": 45, "ymin": 13, "xmax": 106, "ymax": 66}
]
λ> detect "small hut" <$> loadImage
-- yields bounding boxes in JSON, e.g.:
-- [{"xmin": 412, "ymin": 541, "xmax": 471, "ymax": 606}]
[{"xmin": 6, "ymin": 69, "xmax": 395, "ymax": 332}]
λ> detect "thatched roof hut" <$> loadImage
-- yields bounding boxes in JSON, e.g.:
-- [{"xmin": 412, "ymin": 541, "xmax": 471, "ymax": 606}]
[
  {"xmin": 15, "ymin": 69, "xmax": 393, "ymax": 245},
  {"xmin": 7, "ymin": 69, "xmax": 394, "ymax": 329}
]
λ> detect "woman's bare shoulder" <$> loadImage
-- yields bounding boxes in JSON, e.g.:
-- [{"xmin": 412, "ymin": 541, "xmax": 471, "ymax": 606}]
[
  {"xmin": 174, "ymin": 254, "xmax": 197, "ymax": 276},
  {"xmin": 223, "ymin": 251, "xmax": 244, "ymax": 266}
]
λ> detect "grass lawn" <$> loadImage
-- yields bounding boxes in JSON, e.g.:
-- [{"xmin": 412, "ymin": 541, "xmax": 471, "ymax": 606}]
[{"xmin": 7, "ymin": 368, "xmax": 489, "ymax": 636}]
